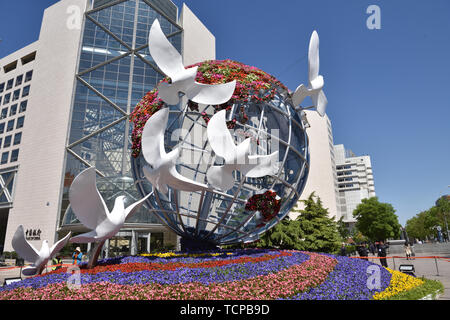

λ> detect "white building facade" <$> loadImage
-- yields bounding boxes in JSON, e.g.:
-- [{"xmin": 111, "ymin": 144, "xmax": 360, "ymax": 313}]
[
  {"xmin": 0, "ymin": 0, "xmax": 215, "ymax": 254},
  {"xmin": 291, "ymin": 110, "xmax": 340, "ymax": 221},
  {"xmin": 334, "ymin": 144, "xmax": 376, "ymax": 225}
]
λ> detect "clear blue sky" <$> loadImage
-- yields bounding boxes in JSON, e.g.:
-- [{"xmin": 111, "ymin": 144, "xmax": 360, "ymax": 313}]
[{"xmin": 1, "ymin": 0, "xmax": 449, "ymax": 226}]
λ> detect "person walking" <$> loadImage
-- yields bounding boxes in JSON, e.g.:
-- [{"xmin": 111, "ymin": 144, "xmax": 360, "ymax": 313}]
[
  {"xmin": 378, "ymin": 241, "xmax": 388, "ymax": 268},
  {"xmin": 404, "ymin": 242, "xmax": 412, "ymax": 260},
  {"xmin": 72, "ymin": 247, "xmax": 83, "ymax": 265}
]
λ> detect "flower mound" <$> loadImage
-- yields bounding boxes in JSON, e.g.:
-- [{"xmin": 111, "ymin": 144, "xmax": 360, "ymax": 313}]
[
  {"xmin": 129, "ymin": 59, "xmax": 289, "ymax": 158},
  {"xmin": 0, "ymin": 250, "xmax": 425, "ymax": 300}
]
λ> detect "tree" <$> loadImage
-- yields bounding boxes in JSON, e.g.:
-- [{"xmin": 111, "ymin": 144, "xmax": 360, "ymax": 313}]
[
  {"xmin": 405, "ymin": 196, "xmax": 450, "ymax": 242},
  {"xmin": 257, "ymin": 217, "xmax": 303, "ymax": 249},
  {"xmin": 353, "ymin": 197, "xmax": 401, "ymax": 241},
  {"xmin": 337, "ymin": 216, "xmax": 350, "ymax": 240},
  {"xmin": 291, "ymin": 193, "xmax": 341, "ymax": 253}
]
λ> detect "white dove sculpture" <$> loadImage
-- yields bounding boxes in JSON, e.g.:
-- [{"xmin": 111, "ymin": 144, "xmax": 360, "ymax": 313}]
[
  {"xmin": 68, "ymin": 167, "xmax": 151, "ymax": 268},
  {"xmin": 291, "ymin": 30, "xmax": 328, "ymax": 117},
  {"xmin": 206, "ymin": 110, "xmax": 279, "ymax": 191},
  {"xmin": 149, "ymin": 19, "xmax": 237, "ymax": 106},
  {"xmin": 69, "ymin": 167, "xmax": 151, "ymax": 244},
  {"xmin": 12, "ymin": 225, "xmax": 71, "ymax": 276},
  {"xmin": 141, "ymin": 107, "xmax": 208, "ymax": 194}
]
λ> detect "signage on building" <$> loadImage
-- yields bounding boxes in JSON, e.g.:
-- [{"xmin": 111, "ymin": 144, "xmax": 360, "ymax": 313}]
[{"xmin": 25, "ymin": 229, "xmax": 41, "ymax": 241}]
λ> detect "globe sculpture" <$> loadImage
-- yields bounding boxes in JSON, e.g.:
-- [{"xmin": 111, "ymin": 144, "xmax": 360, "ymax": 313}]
[{"xmin": 130, "ymin": 20, "xmax": 327, "ymax": 250}]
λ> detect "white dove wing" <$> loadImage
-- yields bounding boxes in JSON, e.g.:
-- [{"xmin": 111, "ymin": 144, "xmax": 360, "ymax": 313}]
[
  {"xmin": 188, "ymin": 80, "xmax": 237, "ymax": 106},
  {"xmin": 49, "ymin": 232, "xmax": 72, "ymax": 258},
  {"xmin": 243, "ymin": 152, "xmax": 279, "ymax": 178},
  {"xmin": 141, "ymin": 107, "xmax": 169, "ymax": 166},
  {"xmin": 207, "ymin": 110, "xmax": 237, "ymax": 162},
  {"xmin": 312, "ymin": 90, "xmax": 328, "ymax": 117},
  {"xmin": 168, "ymin": 166, "xmax": 208, "ymax": 192},
  {"xmin": 291, "ymin": 84, "xmax": 308, "ymax": 107},
  {"xmin": 125, "ymin": 193, "xmax": 152, "ymax": 220},
  {"xmin": 308, "ymin": 30, "xmax": 320, "ymax": 83},
  {"xmin": 11, "ymin": 225, "xmax": 40, "ymax": 263},
  {"xmin": 149, "ymin": 19, "xmax": 187, "ymax": 82},
  {"xmin": 69, "ymin": 167, "xmax": 110, "ymax": 230}
]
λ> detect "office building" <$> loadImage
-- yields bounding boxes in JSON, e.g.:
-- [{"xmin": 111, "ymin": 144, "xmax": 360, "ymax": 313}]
[
  {"xmin": 0, "ymin": 0, "xmax": 215, "ymax": 254},
  {"xmin": 334, "ymin": 144, "xmax": 376, "ymax": 226}
]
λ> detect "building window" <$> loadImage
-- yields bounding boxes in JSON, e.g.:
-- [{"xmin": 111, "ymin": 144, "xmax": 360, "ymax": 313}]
[
  {"xmin": 19, "ymin": 101, "xmax": 27, "ymax": 113},
  {"xmin": 0, "ymin": 83, "xmax": 4, "ymax": 94},
  {"xmin": 12, "ymin": 89, "xmax": 20, "ymax": 101},
  {"xmin": 25, "ymin": 70, "xmax": 33, "ymax": 82},
  {"xmin": 0, "ymin": 96, "xmax": 2, "ymax": 105},
  {"xmin": 9, "ymin": 104, "xmax": 17, "ymax": 117},
  {"xmin": 0, "ymin": 123, "xmax": 4, "ymax": 134},
  {"xmin": 3, "ymin": 136, "xmax": 11, "ymax": 148},
  {"xmin": 1, "ymin": 108, "xmax": 8, "ymax": 119},
  {"xmin": 21, "ymin": 52, "xmax": 36, "ymax": 65},
  {"xmin": 22, "ymin": 85, "xmax": 30, "ymax": 97},
  {"xmin": 13, "ymin": 133, "xmax": 22, "ymax": 146},
  {"xmin": 3, "ymin": 93, "xmax": 10, "ymax": 105},
  {"xmin": 10, "ymin": 149, "xmax": 19, "ymax": 162},
  {"xmin": 16, "ymin": 116, "xmax": 24, "ymax": 129},
  {"xmin": 15, "ymin": 75, "xmax": 23, "ymax": 87},
  {"xmin": 7, "ymin": 120, "xmax": 14, "ymax": 132},
  {"xmin": 6, "ymin": 79, "xmax": 14, "ymax": 91},
  {"xmin": 1, "ymin": 152, "xmax": 9, "ymax": 164}
]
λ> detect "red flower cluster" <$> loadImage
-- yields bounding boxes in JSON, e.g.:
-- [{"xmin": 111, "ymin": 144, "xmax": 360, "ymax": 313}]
[
  {"xmin": 245, "ymin": 191, "xmax": 282, "ymax": 226},
  {"xmin": 129, "ymin": 89, "xmax": 164, "ymax": 158}
]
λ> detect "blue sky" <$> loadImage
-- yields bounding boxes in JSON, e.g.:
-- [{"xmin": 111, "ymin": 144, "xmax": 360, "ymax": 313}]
[{"xmin": 1, "ymin": 0, "xmax": 449, "ymax": 225}]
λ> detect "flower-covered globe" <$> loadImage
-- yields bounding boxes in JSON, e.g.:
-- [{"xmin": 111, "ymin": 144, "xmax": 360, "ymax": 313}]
[{"xmin": 130, "ymin": 60, "xmax": 309, "ymax": 249}]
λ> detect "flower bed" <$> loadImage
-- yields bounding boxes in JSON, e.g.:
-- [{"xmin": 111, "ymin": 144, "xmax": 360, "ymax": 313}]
[{"xmin": 0, "ymin": 250, "xmax": 435, "ymax": 300}]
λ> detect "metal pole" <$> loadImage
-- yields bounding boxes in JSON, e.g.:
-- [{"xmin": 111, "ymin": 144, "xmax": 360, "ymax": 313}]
[
  {"xmin": 434, "ymin": 256, "xmax": 440, "ymax": 276},
  {"xmin": 393, "ymin": 256, "xmax": 396, "ymax": 270}
]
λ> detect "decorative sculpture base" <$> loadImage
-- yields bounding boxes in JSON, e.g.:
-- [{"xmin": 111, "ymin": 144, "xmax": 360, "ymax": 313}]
[{"xmin": 180, "ymin": 237, "xmax": 219, "ymax": 252}]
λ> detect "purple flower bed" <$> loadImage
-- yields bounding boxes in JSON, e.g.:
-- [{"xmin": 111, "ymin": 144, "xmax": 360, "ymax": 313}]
[
  {"xmin": 0, "ymin": 251, "xmax": 308, "ymax": 291},
  {"xmin": 286, "ymin": 255, "xmax": 392, "ymax": 300}
]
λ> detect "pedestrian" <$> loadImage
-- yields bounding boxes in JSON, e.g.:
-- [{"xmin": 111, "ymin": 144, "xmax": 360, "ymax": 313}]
[
  {"xmin": 369, "ymin": 242, "xmax": 376, "ymax": 256},
  {"xmin": 339, "ymin": 243, "xmax": 347, "ymax": 257},
  {"xmin": 357, "ymin": 243, "xmax": 369, "ymax": 261},
  {"xmin": 404, "ymin": 242, "xmax": 412, "ymax": 260},
  {"xmin": 72, "ymin": 247, "xmax": 83, "ymax": 265},
  {"xmin": 52, "ymin": 256, "xmax": 63, "ymax": 271},
  {"xmin": 377, "ymin": 241, "xmax": 388, "ymax": 268}
]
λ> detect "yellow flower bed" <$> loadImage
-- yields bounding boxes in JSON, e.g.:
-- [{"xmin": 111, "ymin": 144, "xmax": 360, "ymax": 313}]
[
  {"xmin": 139, "ymin": 252, "xmax": 234, "ymax": 258},
  {"xmin": 373, "ymin": 268, "xmax": 424, "ymax": 300}
]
